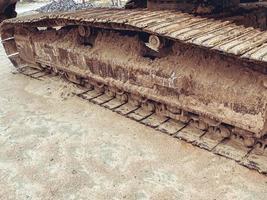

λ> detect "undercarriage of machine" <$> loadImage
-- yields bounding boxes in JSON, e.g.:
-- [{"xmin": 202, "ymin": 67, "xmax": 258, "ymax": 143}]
[{"xmin": 1, "ymin": 1, "xmax": 267, "ymax": 174}]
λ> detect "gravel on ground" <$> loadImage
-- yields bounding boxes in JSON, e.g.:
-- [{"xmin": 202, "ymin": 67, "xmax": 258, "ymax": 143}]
[{"xmin": 36, "ymin": 0, "xmax": 95, "ymax": 13}]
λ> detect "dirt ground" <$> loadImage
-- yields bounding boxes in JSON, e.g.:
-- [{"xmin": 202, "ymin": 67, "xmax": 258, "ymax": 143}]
[{"xmin": 0, "ymin": 2, "xmax": 267, "ymax": 200}]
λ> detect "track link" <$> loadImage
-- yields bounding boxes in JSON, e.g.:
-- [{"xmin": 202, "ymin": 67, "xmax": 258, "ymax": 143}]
[
  {"xmin": 1, "ymin": 8, "xmax": 267, "ymax": 175},
  {"xmin": 73, "ymin": 81, "xmax": 267, "ymax": 175},
  {"xmin": 13, "ymin": 66, "xmax": 267, "ymax": 175},
  {"xmin": 2, "ymin": 8, "xmax": 267, "ymax": 72}
]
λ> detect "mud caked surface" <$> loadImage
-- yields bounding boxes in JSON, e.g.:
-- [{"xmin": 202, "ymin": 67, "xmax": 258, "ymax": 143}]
[{"xmin": 1, "ymin": 44, "xmax": 267, "ymax": 199}]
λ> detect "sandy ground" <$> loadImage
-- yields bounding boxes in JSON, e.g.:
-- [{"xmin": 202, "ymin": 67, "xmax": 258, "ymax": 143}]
[{"xmin": 0, "ymin": 2, "xmax": 267, "ymax": 200}]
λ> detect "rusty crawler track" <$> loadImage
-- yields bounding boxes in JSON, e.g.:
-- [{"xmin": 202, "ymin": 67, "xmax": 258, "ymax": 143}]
[
  {"xmin": 14, "ymin": 65, "xmax": 267, "ymax": 175},
  {"xmin": 76, "ymin": 80, "xmax": 267, "ymax": 175},
  {"xmin": 1, "ymin": 8, "xmax": 267, "ymax": 174},
  {"xmin": 4, "ymin": 8, "xmax": 267, "ymax": 66}
]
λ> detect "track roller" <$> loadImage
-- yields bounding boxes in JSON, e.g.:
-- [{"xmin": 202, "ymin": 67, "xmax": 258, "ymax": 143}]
[
  {"xmin": 146, "ymin": 35, "xmax": 164, "ymax": 51},
  {"xmin": 78, "ymin": 25, "xmax": 91, "ymax": 38}
]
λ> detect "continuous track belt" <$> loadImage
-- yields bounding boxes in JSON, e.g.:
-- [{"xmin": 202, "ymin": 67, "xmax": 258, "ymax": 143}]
[
  {"xmin": 2, "ymin": 8, "xmax": 267, "ymax": 68},
  {"xmin": 12, "ymin": 66, "xmax": 267, "ymax": 175},
  {"xmin": 1, "ymin": 8, "xmax": 267, "ymax": 175}
]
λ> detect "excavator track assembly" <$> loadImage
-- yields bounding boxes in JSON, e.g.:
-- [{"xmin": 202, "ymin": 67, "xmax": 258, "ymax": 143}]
[{"xmin": 1, "ymin": 2, "xmax": 267, "ymax": 174}]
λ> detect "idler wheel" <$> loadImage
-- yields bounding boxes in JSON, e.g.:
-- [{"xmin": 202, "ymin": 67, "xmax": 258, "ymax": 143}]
[
  {"xmin": 233, "ymin": 128, "xmax": 256, "ymax": 147},
  {"xmin": 78, "ymin": 25, "xmax": 91, "ymax": 37},
  {"xmin": 116, "ymin": 90, "xmax": 128, "ymax": 103},
  {"xmin": 146, "ymin": 35, "xmax": 164, "ymax": 51},
  {"xmin": 117, "ymin": 93, "xmax": 128, "ymax": 103},
  {"xmin": 94, "ymin": 82, "xmax": 105, "ymax": 93},
  {"xmin": 244, "ymin": 137, "xmax": 256, "ymax": 148},
  {"xmin": 105, "ymin": 89, "xmax": 116, "ymax": 97},
  {"xmin": 149, "ymin": 35, "xmax": 161, "ymax": 49}
]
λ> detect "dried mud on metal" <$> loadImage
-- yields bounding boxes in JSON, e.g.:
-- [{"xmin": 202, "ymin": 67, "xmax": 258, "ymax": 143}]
[{"xmin": 0, "ymin": 43, "xmax": 267, "ymax": 199}]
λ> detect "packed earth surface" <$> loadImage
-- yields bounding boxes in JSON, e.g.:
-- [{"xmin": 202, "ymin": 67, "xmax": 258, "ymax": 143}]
[{"xmin": 0, "ymin": 1, "xmax": 267, "ymax": 200}]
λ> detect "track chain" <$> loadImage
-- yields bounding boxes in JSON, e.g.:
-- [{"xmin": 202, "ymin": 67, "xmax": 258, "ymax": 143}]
[{"xmin": 15, "ymin": 66, "xmax": 267, "ymax": 175}]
